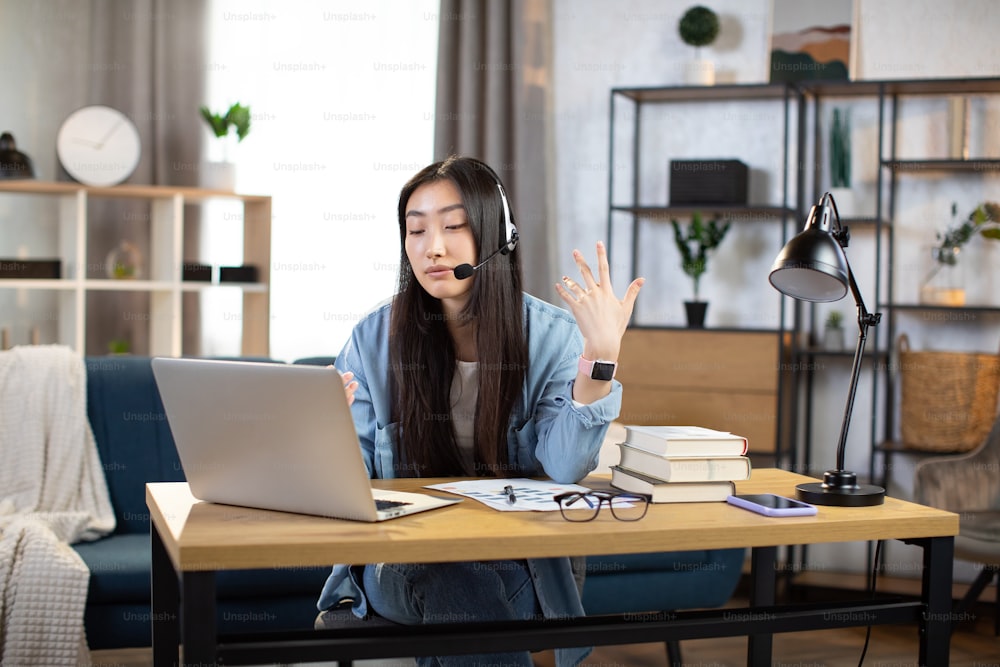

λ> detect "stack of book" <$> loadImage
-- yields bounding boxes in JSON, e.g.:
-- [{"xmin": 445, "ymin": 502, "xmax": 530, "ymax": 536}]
[{"xmin": 610, "ymin": 425, "xmax": 751, "ymax": 503}]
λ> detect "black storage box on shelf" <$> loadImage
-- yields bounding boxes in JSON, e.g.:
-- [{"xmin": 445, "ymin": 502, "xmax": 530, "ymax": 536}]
[
  {"xmin": 182, "ymin": 262, "xmax": 212, "ymax": 282},
  {"xmin": 0, "ymin": 258, "xmax": 61, "ymax": 279},
  {"xmin": 219, "ymin": 265, "xmax": 259, "ymax": 283},
  {"xmin": 669, "ymin": 159, "xmax": 749, "ymax": 206}
]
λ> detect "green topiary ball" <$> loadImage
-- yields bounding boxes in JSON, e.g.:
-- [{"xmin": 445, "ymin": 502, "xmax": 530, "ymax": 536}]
[{"xmin": 678, "ymin": 6, "xmax": 720, "ymax": 48}]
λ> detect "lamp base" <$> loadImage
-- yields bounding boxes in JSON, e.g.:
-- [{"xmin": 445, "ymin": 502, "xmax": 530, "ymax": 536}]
[{"xmin": 796, "ymin": 470, "xmax": 885, "ymax": 507}]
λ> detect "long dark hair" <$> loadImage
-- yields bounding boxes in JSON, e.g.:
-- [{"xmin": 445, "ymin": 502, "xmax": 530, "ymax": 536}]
[{"xmin": 389, "ymin": 156, "xmax": 527, "ymax": 477}]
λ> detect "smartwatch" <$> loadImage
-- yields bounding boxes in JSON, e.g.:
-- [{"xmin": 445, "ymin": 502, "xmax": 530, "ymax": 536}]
[{"xmin": 578, "ymin": 355, "xmax": 617, "ymax": 381}]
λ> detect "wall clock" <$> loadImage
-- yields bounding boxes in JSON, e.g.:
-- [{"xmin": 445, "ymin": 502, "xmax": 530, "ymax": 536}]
[{"xmin": 56, "ymin": 105, "xmax": 141, "ymax": 187}]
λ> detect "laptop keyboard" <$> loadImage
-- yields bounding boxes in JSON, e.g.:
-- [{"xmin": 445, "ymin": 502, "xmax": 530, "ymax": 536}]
[{"xmin": 376, "ymin": 498, "xmax": 413, "ymax": 511}]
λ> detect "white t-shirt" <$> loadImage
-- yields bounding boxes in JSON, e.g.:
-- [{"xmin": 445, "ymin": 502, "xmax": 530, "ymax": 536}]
[{"xmin": 450, "ymin": 360, "xmax": 479, "ymax": 471}]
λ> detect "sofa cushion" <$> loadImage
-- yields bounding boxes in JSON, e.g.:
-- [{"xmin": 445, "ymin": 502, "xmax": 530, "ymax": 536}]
[
  {"xmin": 74, "ymin": 533, "xmax": 331, "ymax": 605},
  {"xmin": 85, "ymin": 357, "xmax": 184, "ymax": 535},
  {"xmin": 582, "ymin": 548, "xmax": 745, "ymax": 615},
  {"xmin": 74, "ymin": 534, "xmax": 151, "ymax": 604}
]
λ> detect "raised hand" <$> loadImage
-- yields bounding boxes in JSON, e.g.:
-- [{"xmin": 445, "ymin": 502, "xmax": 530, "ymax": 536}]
[{"xmin": 555, "ymin": 241, "xmax": 644, "ymax": 365}]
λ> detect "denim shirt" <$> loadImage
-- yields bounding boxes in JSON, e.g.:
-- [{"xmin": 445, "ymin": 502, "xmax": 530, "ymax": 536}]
[{"xmin": 317, "ymin": 293, "xmax": 622, "ymax": 667}]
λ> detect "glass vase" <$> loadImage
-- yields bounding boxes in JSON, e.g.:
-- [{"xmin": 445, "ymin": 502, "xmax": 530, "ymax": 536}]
[
  {"xmin": 919, "ymin": 246, "xmax": 965, "ymax": 306},
  {"xmin": 105, "ymin": 240, "xmax": 143, "ymax": 280}
]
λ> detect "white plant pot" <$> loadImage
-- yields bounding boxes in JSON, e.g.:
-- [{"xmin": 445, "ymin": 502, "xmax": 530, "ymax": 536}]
[
  {"xmin": 822, "ymin": 326, "xmax": 846, "ymax": 352},
  {"xmin": 200, "ymin": 161, "xmax": 236, "ymax": 192},
  {"xmin": 685, "ymin": 59, "xmax": 715, "ymax": 86}
]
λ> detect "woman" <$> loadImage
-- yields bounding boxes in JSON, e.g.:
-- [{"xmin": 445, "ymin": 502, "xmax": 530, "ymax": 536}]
[{"xmin": 317, "ymin": 156, "xmax": 643, "ymax": 667}]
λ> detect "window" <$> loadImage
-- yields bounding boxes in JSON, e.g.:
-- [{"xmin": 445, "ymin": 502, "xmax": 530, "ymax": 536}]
[{"xmin": 204, "ymin": 0, "xmax": 439, "ymax": 359}]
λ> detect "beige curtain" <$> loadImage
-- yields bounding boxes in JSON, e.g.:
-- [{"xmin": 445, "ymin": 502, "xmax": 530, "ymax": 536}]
[
  {"xmin": 434, "ymin": 0, "xmax": 555, "ymax": 298},
  {"xmin": 83, "ymin": 0, "xmax": 208, "ymax": 355}
]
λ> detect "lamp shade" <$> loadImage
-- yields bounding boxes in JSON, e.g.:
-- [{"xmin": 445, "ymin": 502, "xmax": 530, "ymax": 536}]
[{"xmin": 768, "ymin": 226, "xmax": 848, "ymax": 302}]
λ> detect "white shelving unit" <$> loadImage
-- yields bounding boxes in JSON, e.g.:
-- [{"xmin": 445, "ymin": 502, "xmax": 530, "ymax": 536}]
[{"xmin": 0, "ymin": 181, "xmax": 271, "ymax": 357}]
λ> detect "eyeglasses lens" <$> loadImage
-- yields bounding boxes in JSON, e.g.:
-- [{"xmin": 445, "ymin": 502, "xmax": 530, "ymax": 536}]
[
  {"xmin": 557, "ymin": 493, "xmax": 600, "ymax": 521},
  {"xmin": 608, "ymin": 494, "xmax": 648, "ymax": 521}
]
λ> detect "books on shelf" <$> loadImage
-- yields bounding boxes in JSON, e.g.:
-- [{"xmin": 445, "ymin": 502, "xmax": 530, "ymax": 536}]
[
  {"xmin": 610, "ymin": 466, "xmax": 735, "ymax": 503},
  {"xmin": 615, "ymin": 443, "xmax": 751, "ymax": 483},
  {"xmin": 622, "ymin": 425, "xmax": 748, "ymax": 457}
]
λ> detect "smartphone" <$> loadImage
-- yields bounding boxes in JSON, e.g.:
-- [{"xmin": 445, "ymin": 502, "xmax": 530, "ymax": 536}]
[{"xmin": 726, "ymin": 493, "xmax": 817, "ymax": 517}]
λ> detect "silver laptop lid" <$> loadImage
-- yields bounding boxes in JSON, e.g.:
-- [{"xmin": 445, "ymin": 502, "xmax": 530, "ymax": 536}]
[{"xmin": 151, "ymin": 357, "xmax": 380, "ymax": 521}]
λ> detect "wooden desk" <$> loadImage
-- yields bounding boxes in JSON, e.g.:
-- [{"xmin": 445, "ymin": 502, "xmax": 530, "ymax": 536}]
[{"xmin": 147, "ymin": 469, "xmax": 958, "ymax": 666}]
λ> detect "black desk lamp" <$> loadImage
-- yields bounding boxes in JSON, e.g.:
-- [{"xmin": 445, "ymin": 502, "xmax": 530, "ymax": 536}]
[{"xmin": 769, "ymin": 192, "xmax": 886, "ymax": 507}]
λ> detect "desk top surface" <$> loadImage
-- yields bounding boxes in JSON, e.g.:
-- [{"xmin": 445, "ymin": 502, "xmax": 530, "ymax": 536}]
[{"xmin": 146, "ymin": 469, "xmax": 957, "ymax": 572}]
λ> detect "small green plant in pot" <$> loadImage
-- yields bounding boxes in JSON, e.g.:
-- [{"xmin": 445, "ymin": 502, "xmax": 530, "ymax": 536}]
[
  {"xmin": 823, "ymin": 310, "xmax": 845, "ymax": 351},
  {"xmin": 920, "ymin": 201, "xmax": 1000, "ymax": 305},
  {"xmin": 671, "ymin": 211, "xmax": 731, "ymax": 327},
  {"xmin": 199, "ymin": 102, "xmax": 251, "ymax": 190},
  {"xmin": 200, "ymin": 102, "xmax": 251, "ymax": 145},
  {"xmin": 678, "ymin": 5, "xmax": 720, "ymax": 85}
]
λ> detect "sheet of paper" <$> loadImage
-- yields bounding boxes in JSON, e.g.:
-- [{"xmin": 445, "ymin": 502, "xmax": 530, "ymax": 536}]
[{"xmin": 424, "ymin": 478, "xmax": 590, "ymax": 512}]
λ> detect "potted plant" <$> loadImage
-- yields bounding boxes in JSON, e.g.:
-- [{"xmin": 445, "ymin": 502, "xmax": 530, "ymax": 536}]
[
  {"xmin": 671, "ymin": 211, "xmax": 731, "ymax": 327},
  {"xmin": 678, "ymin": 5, "xmax": 720, "ymax": 85},
  {"xmin": 828, "ymin": 107, "xmax": 853, "ymax": 215},
  {"xmin": 823, "ymin": 310, "xmax": 845, "ymax": 351},
  {"xmin": 920, "ymin": 201, "xmax": 1000, "ymax": 306},
  {"xmin": 199, "ymin": 102, "xmax": 251, "ymax": 191}
]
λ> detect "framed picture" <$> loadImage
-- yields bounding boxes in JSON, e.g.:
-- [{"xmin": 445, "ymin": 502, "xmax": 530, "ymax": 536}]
[{"xmin": 769, "ymin": 0, "xmax": 857, "ymax": 82}]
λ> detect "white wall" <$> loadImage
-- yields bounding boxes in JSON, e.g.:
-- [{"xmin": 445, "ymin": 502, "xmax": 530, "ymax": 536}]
[
  {"xmin": 199, "ymin": 0, "xmax": 439, "ymax": 361},
  {"xmin": 551, "ymin": 0, "xmax": 1000, "ymax": 578}
]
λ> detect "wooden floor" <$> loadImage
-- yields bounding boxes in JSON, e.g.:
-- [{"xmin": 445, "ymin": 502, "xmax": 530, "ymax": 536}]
[
  {"xmin": 553, "ymin": 618, "xmax": 1000, "ymax": 666},
  {"xmin": 89, "ymin": 607, "xmax": 999, "ymax": 667}
]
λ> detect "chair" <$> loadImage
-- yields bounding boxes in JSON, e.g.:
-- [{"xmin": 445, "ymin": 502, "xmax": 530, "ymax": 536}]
[{"xmin": 914, "ymin": 413, "xmax": 1000, "ymax": 635}]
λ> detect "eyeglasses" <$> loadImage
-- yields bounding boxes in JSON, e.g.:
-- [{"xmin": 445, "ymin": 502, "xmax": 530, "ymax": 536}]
[{"xmin": 553, "ymin": 490, "xmax": 649, "ymax": 522}]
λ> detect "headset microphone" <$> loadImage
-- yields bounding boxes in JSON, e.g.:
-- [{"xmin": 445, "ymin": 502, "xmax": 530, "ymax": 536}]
[{"xmin": 453, "ymin": 183, "xmax": 519, "ymax": 281}]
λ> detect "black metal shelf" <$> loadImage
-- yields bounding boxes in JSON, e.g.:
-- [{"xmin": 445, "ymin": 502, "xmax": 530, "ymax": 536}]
[
  {"xmin": 888, "ymin": 303, "xmax": 1000, "ymax": 314},
  {"xmin": 607, "ymin": 82, "xmax": 800, "ymax": 468},
  {"xmin": 610, "ymin": 205, "xmax": 795, "ymax": 221},
  {"xmin": 882, "ymin": 158, "xmax": 1000, "ymax": 174},
  {"xmin": 606, "ymin": 77, "xmax": 1000, "ymax": 494},
  {"xmin": 874, "ymin": 440, "xmax": 969, "ymax": 457},
  {"xmin": 797, "ymin": 76, "xmax": 1000, "ymax": 98},
  {"xmin": 794, "ymin": 348, "xmax": 889, "ymax": 360},
  {"xmin": 611, "ymin": 82, "xmax": 789, "ymax": 103}
]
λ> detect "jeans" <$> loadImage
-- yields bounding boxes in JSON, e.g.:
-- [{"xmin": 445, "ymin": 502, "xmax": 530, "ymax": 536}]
[{"xmin": 363, "ymin": 560, "xmax": 542, "ymax": 667}]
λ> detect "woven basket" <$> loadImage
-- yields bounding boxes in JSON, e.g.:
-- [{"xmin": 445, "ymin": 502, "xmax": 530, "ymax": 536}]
[{"xmin": 899, "ymin": 334, "xmax": 1000, "ymax": 452}]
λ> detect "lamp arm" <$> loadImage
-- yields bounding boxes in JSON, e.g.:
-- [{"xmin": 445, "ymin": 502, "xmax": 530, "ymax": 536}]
[{"xmin": 834, "ymin": 261, "xmax": 881, "ymax": 472}]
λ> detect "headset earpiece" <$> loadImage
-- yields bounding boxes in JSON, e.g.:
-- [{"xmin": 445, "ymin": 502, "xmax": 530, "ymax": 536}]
[{"xmin": 497, "ymin": 183, "xmax": 518, "ymax": 254}]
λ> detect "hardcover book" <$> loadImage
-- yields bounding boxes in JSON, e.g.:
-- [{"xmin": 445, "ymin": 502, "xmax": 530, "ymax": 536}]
[
  {"xmin": 616, "ymin": 443, "xmax": 751, "ymax": 483},
  {"xmin": 610, "ymin": 466, "xmax": 735, "ymax": 503},
  {"xmin": 623, "ymin": 425, "xmax": 749, "ymax": 457}
]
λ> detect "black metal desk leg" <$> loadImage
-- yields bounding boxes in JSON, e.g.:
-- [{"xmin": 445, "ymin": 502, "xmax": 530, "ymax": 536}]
[
  {"xmin": 919, "ymin": 535, "xmax": 954, "ymax": 667},
  {"xmin": 181, "ymin": 571, "xmax": 217, "ymax": 667},
  {"xmin": 151, "ymin": 525, "xmax": 179, "ymax": 667},
  {"xmin": 747, "ymin": 545, "xmax": 777, "ymax": 666}
]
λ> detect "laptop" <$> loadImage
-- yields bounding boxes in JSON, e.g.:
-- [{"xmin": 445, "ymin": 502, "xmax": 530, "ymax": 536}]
[{"xmin": 150, "ymin": 357, "xmax": 461, "ymax": 522}]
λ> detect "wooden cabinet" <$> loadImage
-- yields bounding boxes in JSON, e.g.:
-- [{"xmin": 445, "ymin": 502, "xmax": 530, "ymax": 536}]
[
  {"xmin": 617, "ymin": 328, "xmax": 786, "ymax": 454},
  {"xmin": 0, "ymin": 181, "xmax": 270, "ymax": 357}
]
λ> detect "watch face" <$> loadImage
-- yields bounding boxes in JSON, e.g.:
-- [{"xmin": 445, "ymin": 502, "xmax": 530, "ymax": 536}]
[
  {"xmin": 591, "ymin": 361, "xmax": 616, "ymax": 381},
  {"xmin": 57, "ymin": 105, "xmax": 141, "ymax": 187}
]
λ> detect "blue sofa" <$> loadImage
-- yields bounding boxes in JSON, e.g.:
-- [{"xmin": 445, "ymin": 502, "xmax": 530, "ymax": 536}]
[
  {"xmin": 74, "ymin": 355, "xmax": 333, "ymax": 649},
  {"xmin": 71, "ymin": 355, "xmax": 743, "ymax": 651}
]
